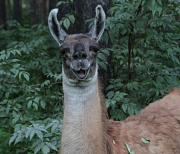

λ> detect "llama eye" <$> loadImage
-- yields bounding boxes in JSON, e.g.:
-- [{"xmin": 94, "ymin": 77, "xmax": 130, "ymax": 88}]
[
  {"xmin": 89, "ymin": 46, "xmax": 100, "ymax": 53},
  {"xmin": 59, "ymin": 48, "xmax": 70, "ymax": 57}
]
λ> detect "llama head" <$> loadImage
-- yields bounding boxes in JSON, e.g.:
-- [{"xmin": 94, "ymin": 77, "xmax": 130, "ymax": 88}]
[{"xmin": 48, "ymin": 5, "xmax": 106, "ymax": 84}]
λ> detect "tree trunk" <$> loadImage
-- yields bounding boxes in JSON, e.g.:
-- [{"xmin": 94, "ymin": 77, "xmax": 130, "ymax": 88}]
[
  {"xmin": 73, "ymin": 0, "xmax": 111, "ymax": 33},
  {"xmin": 48, "ymin": 0, "xmax": 58, "ymax": 12},
  {"xmin": 39, "ymin": 0, "xmax": 47, "ymax": 23},
  {"xmin": 0, "ymin": 0, "xmax": 6, "ymax": 28},
  {"xmin": 13, "ymin": 0, "xmax": 21, "ymax": 22},
  {"xmin": 30, "ymin": 0, "xmax": 37, "ymax": 26},
  {"xmin": 6, "ymin": 0, "xmax": 11, "ymax": 30}
]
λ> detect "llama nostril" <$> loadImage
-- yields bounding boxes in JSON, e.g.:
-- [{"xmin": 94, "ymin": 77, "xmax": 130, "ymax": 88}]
[
  {"xmin": 82, "ymin": 52, "xmax": 87, "ymax": 59},
  {"xmin": 73, "ymin": 53, "xmax": 78, "ymax": 60}
]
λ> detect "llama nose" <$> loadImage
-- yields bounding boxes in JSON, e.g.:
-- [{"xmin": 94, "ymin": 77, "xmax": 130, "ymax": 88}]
[
  {"xmin": 73, "ymin": 51, "xmax": 87, "ymax": 60},
  {"xmin": 73, "ymin": 51, "xmax": 87, "ymax": 67}
]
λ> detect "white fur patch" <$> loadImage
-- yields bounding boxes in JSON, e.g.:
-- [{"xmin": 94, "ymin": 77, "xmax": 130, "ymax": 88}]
[{"xmin": 61, "ymin": 65, "xmax": 104, "ymax": 154}]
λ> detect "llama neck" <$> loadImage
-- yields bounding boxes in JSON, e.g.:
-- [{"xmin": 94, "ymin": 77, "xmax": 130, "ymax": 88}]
[{"xmin": 60, "ymin": 71, "xmax": 106, "ymax": 154}]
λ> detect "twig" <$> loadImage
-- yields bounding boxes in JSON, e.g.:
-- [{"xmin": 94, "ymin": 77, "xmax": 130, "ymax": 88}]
[
  {"xmin": 14, "ymin": 82, "xmax": 62, "ymax": 102},
  {"xmin": 30, "ymin": 82, "xmax": 61, "ymax": 87},
  {"xmin": 15, "ymin": 93, "xmax": 27, "ymax": 101},
  {"xmin": 126, "ymin": 0, "xmax": 144, "ymax": 83}
]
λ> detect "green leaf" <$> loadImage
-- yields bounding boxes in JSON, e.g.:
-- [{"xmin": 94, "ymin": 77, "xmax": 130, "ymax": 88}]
[
  {"xmin": 9, "ymin": 133, "xmax": 17, "ymax": 145},
  {"xmin": 12, "ymin": 117, "xmax": 19, "ymax": 124},
  {"xmin": 174, "ymin": 34, "xmax": 180, "ymax": 40},
  {"xmin": 36, "ymin": 130, "xmax": 43, "ymax": 141},
  {"xmin": 98, "ymin": 61, "xmax": 107, "ymax": 71},
  {"xmin": 33, "ymin": 103, "xmax": 38, "ymax": 110},
  {"xmin": 25, "ymin": 128, "xmax": 31, "ymax": 138},
  {"xmin": 40, "ymin": 101, "xmax": 46, "ymax": 109},
  {"xmin": 122, "ymin": 104, "xmax": 128, "ymax": 113},
  {"xmin": 28, "ymin": 100, "xmax": 32, "ymax": 108},
  {"xmin": 127, "ymin": 105, "xmax": 134, "ymax": 115},
  {"xmin": 30, "ymin": 129, "xmax": 36, "ymax": 140},
  {"xmin": 15, "ymin": 131, "xmax": 23, "ymax": 144},
  {"xmin": 46, "ymin": 123, "xmax": 54, "ymax": 129},
  {"xmin": 152, "ymin": 0, "xmax": 155, "ymax": 6},
  {"xmin": 68, "ymin": 15, "xmax": 75, "ymax": 24},
  {"xmin": 63, "ymin": 18, "xmax": 70, "ymax": 30},
  {"xmin": 23, "ymin": 73, "xmax": 29, "ymax": 81},
  {"xmin": 98, "ymin": 53, "xmax": 106, "ymax": 61},
  {"xmin": 32, "ymin": 140, "xmax": 42, "ymax": 149},
  {"xmin": 101, "ymin": 49, "xmax": 110, "ymax": 56},
  {"xmin": 157, "ymin": 0, "xmax": 162, "ymax": 6},
  {"xmin": 42, "ymin": 145, "xmax": 50, "ymax": 154},
  {"xmin": 46, "ymin": 142, "xmax": 58, "ymax": 151},
  {"xmin": 56, "ymin": 1, "xmax": 63, "ymax": 6},
  {"xmin": 34, "ymin": 97, "xmax": 40, "ymax": 103},
  {"xmin": 34, "ymin": 142, "xmax": 44, "ymax": 154},
  {"xmin": 151, "ymin": 1, "xmax": 162, "ymax": 16},
  {"xmin": 141, "ymin": 137, "xmax": 150, "ymax": 143},
  {"xmin": 14, "ymin": 70, "xmax": 19, "ymax": 78},
  {"xmin": 105, "ymin": 99, "xmax": 111, "ymax": 108},
  {"xmin": 125, "ymin": 142, "xmax": 134, "ymax": 154},
  {"xmin": 107, "ymin": 91, "xmax": 114, "ymax": 99},
  {"xmin": 51, "ymin": 123, "xmax": 58, "ymax": 132},
  {"xmin": 106, "ymin": 85, "xmax": 115, "ymax": 91},
  {"xmin": 18, "ymin": 72, "xmax": 22, "ymax": 80}
]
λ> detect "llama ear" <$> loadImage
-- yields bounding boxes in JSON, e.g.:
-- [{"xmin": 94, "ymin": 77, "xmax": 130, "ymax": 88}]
[
  {"xmin": 48, "ymin": 9, "xmax": 67, "ymax": 46},
  {"xmin": 89, "ymin": 5, "xmax": 106, "ymax": 42}
]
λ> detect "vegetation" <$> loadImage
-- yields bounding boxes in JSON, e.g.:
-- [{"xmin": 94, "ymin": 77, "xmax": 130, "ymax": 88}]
[
  {"xmin": 0, "ymin": 0, "xmax": 180, "ymax": 153},
  {"xmin": 104, "ymin": 0, "xmax": 180, "ymax": 120}
]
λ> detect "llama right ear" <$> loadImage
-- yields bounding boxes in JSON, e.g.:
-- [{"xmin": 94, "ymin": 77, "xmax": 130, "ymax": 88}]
[
  {"xmin": 48, "ymin": 9, "xmax": 67, "ymax": 46},
  {"xmin": 89, "ymin": 5, "xmax": 106, "ymax": 42}
]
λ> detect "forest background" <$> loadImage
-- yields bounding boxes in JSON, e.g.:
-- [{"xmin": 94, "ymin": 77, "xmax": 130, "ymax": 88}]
[{"xmin": 0, "ymin": 0, "xmax": 180, "ymax": 153}]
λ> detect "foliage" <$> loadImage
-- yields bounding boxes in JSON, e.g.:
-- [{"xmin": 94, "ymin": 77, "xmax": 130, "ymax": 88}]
[
  {"xmin": 104, "ymin": 0, "xmax": 180, "ymax": 120},
  {"xmin": 0, "ymin": 21, "xmax": 63, "ymax": 153},
  {"xmin": 56, "ymin": 0, "xmax": 75, "ymax": 30},
  {"xmin": 0, "ymin": 0, "xmax": 180, "ymax": 153},
  {"xmin": 60, "ymin": 14, "xmax": 75, "ymax": 30}
]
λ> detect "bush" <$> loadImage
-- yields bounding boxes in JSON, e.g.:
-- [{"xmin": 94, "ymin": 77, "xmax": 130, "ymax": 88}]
[
  {"xmin": 0, "ymin": 22, "xmax": 63, "ymax": 153},
  {"xmin": 104, "ymin": 0, "xmax": 180, "ymax": 120}
]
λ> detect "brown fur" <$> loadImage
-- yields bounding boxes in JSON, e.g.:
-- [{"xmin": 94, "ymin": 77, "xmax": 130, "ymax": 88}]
[
  {"xmin": 98, "ymin": 81, "xmax": 180, "ymax": 153},
  {"xmin": 105, "ymin": 87, "xmax": 180, "ymax": 153}
]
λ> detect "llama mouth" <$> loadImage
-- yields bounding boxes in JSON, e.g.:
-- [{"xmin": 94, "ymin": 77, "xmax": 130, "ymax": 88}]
[{"xmin": 71, "ymin": 68, "xmax": 90, "ymax": 80}]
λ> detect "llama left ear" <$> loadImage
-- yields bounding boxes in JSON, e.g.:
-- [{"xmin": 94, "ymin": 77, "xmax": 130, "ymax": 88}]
[
  {"xmin": 89, "ymin": 5, "xmax": 106, "ymax": 42},
  {"xmin": 48, "ymin": 9, "xmax": 67, "ymax": 46}
]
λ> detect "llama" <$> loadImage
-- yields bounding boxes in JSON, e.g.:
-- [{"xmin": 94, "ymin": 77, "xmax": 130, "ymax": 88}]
[{"xmin": 48, "ymin": 5, "xmax": 180, "ymax": 154}]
